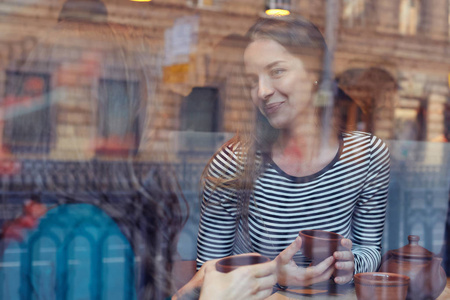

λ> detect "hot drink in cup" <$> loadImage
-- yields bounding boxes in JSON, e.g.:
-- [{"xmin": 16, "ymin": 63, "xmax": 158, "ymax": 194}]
[
  {"xmin": 354, "ymin": 272, "xmax": 410, "ymax": 300},
  {"xmin": 215, "ymin": 254, "xmax": 271, "ymax": 273},
  {"xmin": 299, "ymin": 230, "xmax": 346, "ymax": 265}
]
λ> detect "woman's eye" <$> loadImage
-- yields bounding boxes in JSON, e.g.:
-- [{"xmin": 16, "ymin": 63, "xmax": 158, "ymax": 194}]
[{"xmin": 270, "ymin": 69, "xmax": 285, "ymax": 77}]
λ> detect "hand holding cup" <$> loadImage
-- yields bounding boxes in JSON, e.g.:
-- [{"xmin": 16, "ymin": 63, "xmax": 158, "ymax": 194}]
[
  {"xmin": 299, "ymin": 230, "xmax": 355, "ymax": 284},
  {"xmin": 199, "ymin": 254, "xmax": 277, "ymax": 300}
]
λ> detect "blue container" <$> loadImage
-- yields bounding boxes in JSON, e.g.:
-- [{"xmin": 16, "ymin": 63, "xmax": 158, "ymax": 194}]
[{"xmin": 0, "ymin": 204, "xmax": 137, "ymax": 300}]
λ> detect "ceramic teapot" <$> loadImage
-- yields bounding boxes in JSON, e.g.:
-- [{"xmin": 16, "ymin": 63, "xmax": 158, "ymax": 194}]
[{"xmin": 379, "ymin": 235, "xmax": 447, "ymax": 300}]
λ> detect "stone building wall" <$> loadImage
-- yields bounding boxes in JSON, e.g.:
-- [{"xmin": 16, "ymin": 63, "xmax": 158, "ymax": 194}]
[
  {"xmin": 332, "ymin": 0, "xmax": 450, "ymax": 141},
  {"xmin": 0, "ymin": 0, "xmax": 448, "ymax": 162}
]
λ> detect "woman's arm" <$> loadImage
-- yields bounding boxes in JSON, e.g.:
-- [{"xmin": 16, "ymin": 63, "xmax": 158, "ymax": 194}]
[
  {"xmin": 350, "ymin": 135, "xmax": 390, "ymax": 274},
  {"xmin": 196, "ymin": 144, "xmax": 240, "ymax": 269}
]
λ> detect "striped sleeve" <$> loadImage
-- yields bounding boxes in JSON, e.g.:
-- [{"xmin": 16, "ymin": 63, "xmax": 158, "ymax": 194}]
[
  {"xmin": 196, "ymin": 144, "xmax": 239, "ymax": 269},
  {"xmin": 351, "ymin": 134, "xmax": 390, "ymax": 274}
]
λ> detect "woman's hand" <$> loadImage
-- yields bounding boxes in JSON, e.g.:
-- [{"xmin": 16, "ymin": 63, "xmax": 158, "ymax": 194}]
[
  {"xmin": 333, "ymin": 238, "xmax": 355, "ymax": 284},
  {"xmin": 199, "ymin": 258, "xmax": 277, "ymax": 300},
  {"xmin": 275, "ymin": 236, "xmax": 335, "ymax": 287}
]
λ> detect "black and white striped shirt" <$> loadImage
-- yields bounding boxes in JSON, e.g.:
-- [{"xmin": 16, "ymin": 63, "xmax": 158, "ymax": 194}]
[{"xmin": 196, "ymin": 131, "xmax": 390, "ymax": 274}]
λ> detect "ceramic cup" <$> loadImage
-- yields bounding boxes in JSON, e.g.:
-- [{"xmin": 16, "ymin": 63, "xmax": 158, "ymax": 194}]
[
  {"xmin": 215, "ymin": 254, "xmax": 271, "ymax": 273},
  {"xmin": 298, "ymin": 230, "xmax": 345, "ymax": 264},
  {"xmin": 354, "ymin": 272, "xmax": 410, "ymax": 300}
]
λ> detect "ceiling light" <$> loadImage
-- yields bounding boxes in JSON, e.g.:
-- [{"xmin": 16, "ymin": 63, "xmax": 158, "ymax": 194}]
[{"xmin": 265, "ymin": 0, "xmax": 290, "ymax": 16}]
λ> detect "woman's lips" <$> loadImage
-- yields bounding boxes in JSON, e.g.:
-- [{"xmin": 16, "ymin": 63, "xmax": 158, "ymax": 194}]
[{"xmin": 264, "ymin": 102, "xmax": 284, "ymax": 115}]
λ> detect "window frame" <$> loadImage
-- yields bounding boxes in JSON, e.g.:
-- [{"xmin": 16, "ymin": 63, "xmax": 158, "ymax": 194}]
[
  {"xmin": 2, "ymin": 70, "xmax": 53, "ymax": 154},
  {"xmin": 95, "ymin": 75, "xmax": 142, "ymax": 156}
]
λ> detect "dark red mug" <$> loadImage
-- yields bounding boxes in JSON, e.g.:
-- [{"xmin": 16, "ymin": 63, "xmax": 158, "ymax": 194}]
[
  {"xmin": 215, "ymin": 254, "xmax": 271, "ymax": 273},
  {"xmin": 354, "ymin": 272, "xmax": 410, "ymax": 300},
  {"xmin": 299, "ymin": 229, "xmax": 346, "ymax": 264}
]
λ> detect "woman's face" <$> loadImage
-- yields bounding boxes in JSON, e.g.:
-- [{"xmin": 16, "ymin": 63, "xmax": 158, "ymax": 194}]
[{"xmin": 244, "ymin": 38, "xmax": 316, "ymax": 130}]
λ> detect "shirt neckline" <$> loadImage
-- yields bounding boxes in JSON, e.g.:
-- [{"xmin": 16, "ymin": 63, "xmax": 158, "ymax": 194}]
[{"xmin": 263, "ymin": 133, "xmax": 344, "ymax": 183}]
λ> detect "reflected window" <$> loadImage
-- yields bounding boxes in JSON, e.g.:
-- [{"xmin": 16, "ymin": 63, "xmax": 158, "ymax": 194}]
[
  {"xmin": 394, "ymin": 100, "xmax": 427, "ymax": 141},
  {"xmin": 399, "ymin": 0, "xmax": 421, "ymax": 35},
  {"xmin": 2, "ymin": 71, "xmax": 52, "ymax": 153},
  {"xmin": 338, "ymin": 67, "xmax": 397, "ymax": 140},
  {"xmin": 180, "ymin": 87, "xmax": 219, "ymax": 132},
  {"xmin": 342, "ymin": 0, "xmax": 365, "ymax": 27},
  {"xmin": 96, "ymin": 79, "xmax": 140, "ymax": 155}
]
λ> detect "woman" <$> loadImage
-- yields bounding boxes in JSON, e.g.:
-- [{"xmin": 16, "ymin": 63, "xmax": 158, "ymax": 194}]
[{"xmin": 196, "ymin": 15, "xmax": 390, "ymax": 288}]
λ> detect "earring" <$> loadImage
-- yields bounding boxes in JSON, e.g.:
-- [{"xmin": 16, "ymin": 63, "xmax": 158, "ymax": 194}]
[{"xmin": 314, "ymin": 81, "xmax": 318, "ymax": 85}]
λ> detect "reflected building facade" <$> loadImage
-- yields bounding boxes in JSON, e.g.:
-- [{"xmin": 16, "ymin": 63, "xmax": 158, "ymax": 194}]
[{"xmin": 0, "ymin": 0, "xmax": 448, "ymax": 161}]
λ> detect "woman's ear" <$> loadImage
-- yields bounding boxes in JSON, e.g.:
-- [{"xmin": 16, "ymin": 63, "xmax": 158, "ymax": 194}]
[
  {"xmin": 312, "ymin": 79, "xmax": 320, "ymax": 93},
  {"xmin": 305, "ymin": 67, "xmax": 321, "ymax": 91},
  {"xmin": 310, "ymin": 75, "xmax": 321, "ymax": 94}
]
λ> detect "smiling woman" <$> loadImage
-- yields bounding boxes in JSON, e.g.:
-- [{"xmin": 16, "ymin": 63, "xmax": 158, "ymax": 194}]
[
  {"xmin": 244, "ymin": 38, "xmax": 316, "ymax": 131},
  {"xmin": 195, "ymin": 14, "xmax": 390, "ymax": 289}
]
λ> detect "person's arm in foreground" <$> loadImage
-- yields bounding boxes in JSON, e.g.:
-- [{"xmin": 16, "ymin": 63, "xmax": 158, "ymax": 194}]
[
  {"xmin": 173, "ymin": 256, "xmax": 277, "ymax": 300},
  {"xmin": 200, "ymin": 259, "xmax": 277, "ymax": 300}
]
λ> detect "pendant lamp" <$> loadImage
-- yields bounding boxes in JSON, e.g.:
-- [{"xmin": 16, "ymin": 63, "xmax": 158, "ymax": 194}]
[{"xmin": 265, "ymin": 0, "xmax": 291, "ymax": 16}]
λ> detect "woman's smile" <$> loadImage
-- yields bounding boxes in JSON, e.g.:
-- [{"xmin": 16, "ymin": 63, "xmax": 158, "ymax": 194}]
[{"xmin": 264, "ymin": 101, "xmax": 285, "ymax": 115}]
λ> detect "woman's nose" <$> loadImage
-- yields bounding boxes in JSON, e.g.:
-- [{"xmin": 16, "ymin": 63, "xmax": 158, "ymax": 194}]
[{"xmin": 257, "ymin": 77, "xmax": 274, "ymax": 100}]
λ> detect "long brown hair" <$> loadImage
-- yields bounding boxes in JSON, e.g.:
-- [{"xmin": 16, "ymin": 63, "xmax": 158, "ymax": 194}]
[{"xmin": 200, "ymin": 15, "xmax": 330, "ymax": 248}]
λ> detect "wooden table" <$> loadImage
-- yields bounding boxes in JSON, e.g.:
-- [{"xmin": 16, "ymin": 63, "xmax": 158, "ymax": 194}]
[
  {"xmin": 173, "ymin": 261, "xmax": 450, "ymax": 299},
  {"xmin": 268, "ymin": 277, "xmax": 450, "ymax": 300},
  {"xmin": 268, "ymin": 281, "xmax": 357, "ymax": 300},
  {"xmin": 436, "ymin": 277, "xmax": 450, "ymax": 300}
]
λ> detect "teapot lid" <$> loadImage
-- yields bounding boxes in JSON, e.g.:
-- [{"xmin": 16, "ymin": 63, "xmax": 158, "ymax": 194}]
[{"xmin": 391, "ymin": 235, "xmax": 434, "ymax": 260}]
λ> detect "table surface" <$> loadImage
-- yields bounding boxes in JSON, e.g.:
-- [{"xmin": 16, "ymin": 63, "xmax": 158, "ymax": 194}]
[
  {"xmin": 268, "ymin": 277, "xmax": 450, "ymax": 300},
  {"xmin": 173, "ymin": 260, "xmax": 450, "ymax": 299}
]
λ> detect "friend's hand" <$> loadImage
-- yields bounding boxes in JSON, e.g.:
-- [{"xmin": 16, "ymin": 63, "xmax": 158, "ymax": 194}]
[
  {"xmin": 199, "ymin": 257, "xmax": 277, "ymax": 300},
  {"xmin": 333, "ymin": 238, "xmax": 355, "ymax": 284},
  {"xmin": 275, "ymin": 236, "xmax": 335, "ymax": 287}
]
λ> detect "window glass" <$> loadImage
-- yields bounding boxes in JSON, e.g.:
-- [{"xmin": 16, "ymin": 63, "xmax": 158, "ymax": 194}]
[
  {"xmin": 3, "ymin": 71, "xmax": 51, "ymax": 153},
  {"xmin": 97, "ymin": 79, "xmax": 140, "ymax": 154},
  {"xmin": 0, "ymin": 0, "xmax": 449, "ymax": 299}
]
